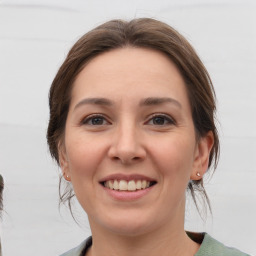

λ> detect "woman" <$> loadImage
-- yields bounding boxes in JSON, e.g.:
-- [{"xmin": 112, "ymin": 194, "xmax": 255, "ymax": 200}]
[{"xmin": 47, "ymin": 18, "xmax": 249, "ymax": 256}]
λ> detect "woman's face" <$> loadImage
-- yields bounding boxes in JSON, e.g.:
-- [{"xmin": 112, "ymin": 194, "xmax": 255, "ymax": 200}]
[{"xmin": 60, "ymin": 48, "xmax": 212, "ymax": 236}]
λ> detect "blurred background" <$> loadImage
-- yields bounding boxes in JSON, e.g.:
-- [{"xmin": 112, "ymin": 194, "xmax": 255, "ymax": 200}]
[{"xmin": 0, "ymin": 0, "xmax": 255, "ymax": 255}]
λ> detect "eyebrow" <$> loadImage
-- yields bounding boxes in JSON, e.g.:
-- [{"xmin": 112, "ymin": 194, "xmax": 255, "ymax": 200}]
[
  {"xmin": 139, "ymin": 97, "xmax": 182, "ymax": 108},
  {"xmin": 74, "ymin": 96, "xmax": 182, "ymax": 111},
  {"xmin": 74, "ymin": 97, "xmax": 113, "ymax": 110}
]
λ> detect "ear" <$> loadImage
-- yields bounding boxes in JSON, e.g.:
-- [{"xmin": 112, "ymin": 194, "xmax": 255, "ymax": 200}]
[
  {"xmin": 190, "ymin": 131, "xmax": 214, "ymax": 180},
  {"xmin": 58, "ymin": 141, "xmax": 71, "ymax": 182}
]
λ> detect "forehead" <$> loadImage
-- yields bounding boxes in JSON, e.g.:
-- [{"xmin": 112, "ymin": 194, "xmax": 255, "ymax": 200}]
[
  {"xmin": 75, "ymin": 47, "xmax": 181, "ymax": 83},
  {"xmin": 70, "ymin": 47, "xmax": 190, "ymax": 109}
]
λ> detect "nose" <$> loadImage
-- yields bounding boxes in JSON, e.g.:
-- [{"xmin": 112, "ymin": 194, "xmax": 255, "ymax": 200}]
[{"xmin": 108, "ymin": 122, "xmax": 146, "ymax": 165}]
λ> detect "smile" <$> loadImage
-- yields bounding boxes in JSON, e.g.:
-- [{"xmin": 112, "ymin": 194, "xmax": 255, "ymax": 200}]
[{"xmin": 103, "ymin": 180, "xmax": 156, "ymax": 191}]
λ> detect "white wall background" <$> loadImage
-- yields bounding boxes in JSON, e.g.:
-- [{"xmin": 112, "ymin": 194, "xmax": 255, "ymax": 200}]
[{"xmin": 0, "ymin": 0, "xmax": 255, "ymax": 255}]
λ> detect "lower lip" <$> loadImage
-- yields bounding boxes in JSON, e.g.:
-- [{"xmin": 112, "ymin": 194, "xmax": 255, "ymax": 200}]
[{"xmin": 102, "ymin": 186, "xmax": 154, "ymax": 201}]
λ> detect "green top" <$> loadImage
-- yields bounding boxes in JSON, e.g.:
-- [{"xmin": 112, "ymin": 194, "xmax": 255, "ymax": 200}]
[
  {"xmin": 189, "ymin": 233, "xmax": 250, "ymax": 256},
  {"xmin": 60, "ymin": 233, "xmax": 250, "ymax": 256}
]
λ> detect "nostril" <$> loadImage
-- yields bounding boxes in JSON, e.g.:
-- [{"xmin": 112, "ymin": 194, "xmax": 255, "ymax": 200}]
[{"xmin": 110, "ymin": 155, "xmax": 143, "ymax": 164}]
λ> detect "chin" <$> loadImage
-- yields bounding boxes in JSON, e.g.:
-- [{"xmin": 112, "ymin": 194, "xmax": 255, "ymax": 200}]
[
  {"xmin": 108, "ymin": 222, "xmax": 153, "ymax": 237},
  {"xmin": 92, "ymin": 210, "xmax": 158, "ymax": 237}
]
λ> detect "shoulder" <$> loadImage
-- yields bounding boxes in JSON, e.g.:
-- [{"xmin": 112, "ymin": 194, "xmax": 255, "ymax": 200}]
[
  {"xmin": 196, "ymin": 233, "xmax": 251, "ymax": 256},
  {"xmin": 59, "ymin": 237, "xmax": 92, "ymax": 256}
]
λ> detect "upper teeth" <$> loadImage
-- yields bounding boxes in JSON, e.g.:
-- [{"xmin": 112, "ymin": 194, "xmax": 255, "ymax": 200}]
[{"xmin": 104, "ymin": 180, "xmax": 150, "ymax": 191}]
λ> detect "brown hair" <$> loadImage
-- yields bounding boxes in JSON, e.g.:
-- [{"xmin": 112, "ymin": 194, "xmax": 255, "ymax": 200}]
[
  {"xmin": 0, "ymin": 175, "xmax": 3, "ymax": 217},
  {"xmin": 47, "ymin": 18, "xmax": 219, "ymax": 216}
]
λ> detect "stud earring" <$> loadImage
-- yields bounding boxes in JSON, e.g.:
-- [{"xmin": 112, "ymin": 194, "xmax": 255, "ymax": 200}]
[{"xmin": 196, "ymin": 172, "xmax": 201, "ymax": 177}]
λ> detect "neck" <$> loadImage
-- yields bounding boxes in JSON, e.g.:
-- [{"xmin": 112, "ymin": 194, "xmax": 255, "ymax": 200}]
[
  {"xmin": 87, "ymin": 210, "xmax": 200, "ymax": 256},
  {"xmin": 89, "ymin": 230, "xmax": 199, "ymax": 256}
]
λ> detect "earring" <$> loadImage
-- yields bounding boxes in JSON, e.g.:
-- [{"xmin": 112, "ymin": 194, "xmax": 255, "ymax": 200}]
[
  {"xmin": 196, "ymin": 172, "xmax": 201, "ymax": 177},
  {"xmin": 63, "ymin": 173, "xmax": 69, "ymax": 180}
]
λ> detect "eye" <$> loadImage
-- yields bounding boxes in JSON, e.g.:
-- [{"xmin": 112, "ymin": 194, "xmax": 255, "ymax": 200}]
[
  {"xmin": 146, "ymin": 114, "xmax": 175, "ymax": 126},
  {"xmin": 81, "ymin": 114, "xmax": 110, "ymax": 126}
]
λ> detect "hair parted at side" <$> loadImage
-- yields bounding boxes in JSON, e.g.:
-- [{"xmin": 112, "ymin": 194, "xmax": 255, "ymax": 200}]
[{"xmin": 47, "ymin": 18, "xmax": 219, "ymax": 216}]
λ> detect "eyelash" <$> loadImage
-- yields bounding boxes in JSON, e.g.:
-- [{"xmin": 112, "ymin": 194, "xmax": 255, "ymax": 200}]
[
  {"xmin": 146, "ymin": 114, "xmax": 176, "ymax": 126},
  {"xmin": 81, "ymin": 113, "xmax": 176, "ymax": 127},
  {"xmin": 81, "ymin": 114, "xmax": 110, "ymax": 126}
]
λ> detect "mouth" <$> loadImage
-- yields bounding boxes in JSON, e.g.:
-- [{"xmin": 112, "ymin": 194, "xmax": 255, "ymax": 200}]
[{"xmin": 100, "ymin": 179, "xmax": 157, "ymax": 192}]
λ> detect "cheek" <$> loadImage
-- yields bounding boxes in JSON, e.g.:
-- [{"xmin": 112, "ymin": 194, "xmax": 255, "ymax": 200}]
[
  {"xmin": 64, "ymin": 134, "xmax": 105, "ymax": 211},
  {"xmin": 65, "ymin": 132, "xmax": 105, "ymax": 178},
  {"xmin": 149, "ymin": 134, "xmax": 196, "ymax": 179}
]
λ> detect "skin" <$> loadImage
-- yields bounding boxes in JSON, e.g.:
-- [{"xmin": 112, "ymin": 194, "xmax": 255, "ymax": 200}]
[{"xmin": 59, "ymin": 47, "xmax": 213, "ymax": 256}]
